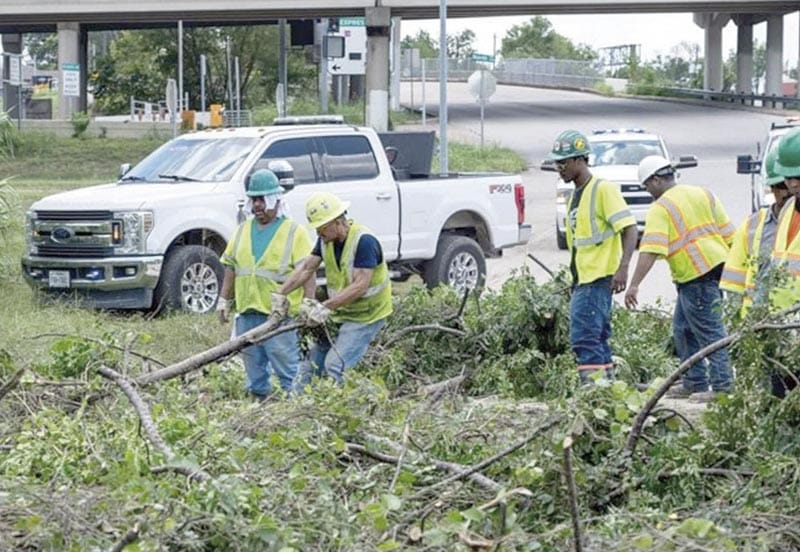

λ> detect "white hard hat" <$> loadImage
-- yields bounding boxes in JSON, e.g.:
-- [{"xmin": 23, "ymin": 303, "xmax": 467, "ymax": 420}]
[{"xmin": 638, "ymin": 155, "xmax": 674, "ymax": 185}]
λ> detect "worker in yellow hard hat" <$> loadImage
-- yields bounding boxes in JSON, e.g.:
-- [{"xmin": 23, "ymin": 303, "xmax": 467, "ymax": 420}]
[{"xmin": 274, "ymin": 191, "xmax": 392, "ymax": 390}]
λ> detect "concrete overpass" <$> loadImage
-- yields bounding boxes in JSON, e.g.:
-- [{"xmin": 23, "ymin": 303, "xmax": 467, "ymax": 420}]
[{"xmin": 2, "ymin": 1, "xmax": 798, "ymax": 129}]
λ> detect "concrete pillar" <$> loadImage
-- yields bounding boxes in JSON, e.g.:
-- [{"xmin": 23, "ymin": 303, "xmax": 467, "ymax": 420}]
[
  {"xmin": 764, "ymin": 14, "xmax": 783, "ymax": 98},
  {"xmin": 57, "ymin": 22, "xmax": 81, "ymax": 119},
  {"xmin": 694, "ymin": 12, "xmax": 730, "ymax": 91},
  {"xmin": 390, "ymin": 16, "xmax": 402, "ymax": 112},
  {"xmin": 365, "ymin": 6, "xmax": 390, "ymax": 131},
  {"xmin": 1, "ymin": 33, "xmax": 23, "ymax": 119},
  {"xmin": 735, "ymin": 17, "xmax": 754, "ymax": 94}
]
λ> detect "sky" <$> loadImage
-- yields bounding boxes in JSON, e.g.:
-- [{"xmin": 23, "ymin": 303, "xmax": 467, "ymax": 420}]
[{"xmin": 402, "ymin": 12, "xmax": 800, "ymax": 69}]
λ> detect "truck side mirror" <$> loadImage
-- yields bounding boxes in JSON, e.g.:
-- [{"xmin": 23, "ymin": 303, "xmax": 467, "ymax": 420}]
[
  {"xmin": 736, "ymin": 155, "xmax": 761, "ymax": 174},
  {"xmin": 540, "ymin": 159, "xmax": 557, "ymax": 172}
]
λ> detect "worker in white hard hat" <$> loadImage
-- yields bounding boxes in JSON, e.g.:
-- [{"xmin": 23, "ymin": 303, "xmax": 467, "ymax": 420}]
[{"xmin": 625, "ymin": 155, "xmax": 736, "ymax": 400}]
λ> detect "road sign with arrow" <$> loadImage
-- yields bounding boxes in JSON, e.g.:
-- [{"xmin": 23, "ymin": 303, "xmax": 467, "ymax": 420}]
[{"xmin": 327, "ymin": 17, "xmax": 366, "ymax": 75}]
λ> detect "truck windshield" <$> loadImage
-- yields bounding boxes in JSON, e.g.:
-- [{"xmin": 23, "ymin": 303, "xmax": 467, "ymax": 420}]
[
  {"xmin": 121, "ymin": 137, "xmax": 258, "ymax": 183},
  {"xmin": 589, "ymin": 140, "xmax": 664, "ymax": 166}
]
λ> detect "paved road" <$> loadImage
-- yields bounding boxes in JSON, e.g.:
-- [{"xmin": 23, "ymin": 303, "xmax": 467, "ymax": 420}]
[{"xmin": 401, "ymin": 81, "xmax": 789, "ymax": 306}]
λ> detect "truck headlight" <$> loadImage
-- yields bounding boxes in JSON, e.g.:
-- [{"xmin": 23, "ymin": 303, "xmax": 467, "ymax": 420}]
[
  {"xmin": 25, "ymin": 210, "xmax": 38, "ymax": 256},
  {"xmin": 112, "ymin": 211, "xmax": 154, "ymax": 254}
]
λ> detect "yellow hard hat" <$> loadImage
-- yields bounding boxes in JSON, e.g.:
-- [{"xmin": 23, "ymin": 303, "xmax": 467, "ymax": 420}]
[{"xmin": 306, "ymin": 192, "xmax": 350, "ymax": 229}]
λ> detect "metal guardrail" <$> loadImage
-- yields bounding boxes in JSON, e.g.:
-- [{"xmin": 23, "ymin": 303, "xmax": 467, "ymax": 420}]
[{"xmin": 656, "ymin": 87, "xmax": 800, "ymax": 109}]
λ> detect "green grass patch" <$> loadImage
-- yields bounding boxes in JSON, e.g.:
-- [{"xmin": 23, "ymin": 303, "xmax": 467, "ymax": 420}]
[{"xmin": 434, "ymin": 141, "xmax": 529, "ymax": 173}]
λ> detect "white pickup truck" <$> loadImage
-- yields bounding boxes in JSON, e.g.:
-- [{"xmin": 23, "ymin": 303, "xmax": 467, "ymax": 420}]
[{"xmin": 22, "ymin": 119, "xmax": 531, "ymax": 313}]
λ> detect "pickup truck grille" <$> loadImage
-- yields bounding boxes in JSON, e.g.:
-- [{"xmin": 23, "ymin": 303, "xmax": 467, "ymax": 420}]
[
  {"xmin": 32, "ymin": 211, "xmax": 118, "ymax": 258},
  {"xmin": 35, "ymin": 210, "xmax": 113, "ymax": 221},
  {"xmin": 37, "ymin": 245, "xmax": 115, "ymax": 258}
]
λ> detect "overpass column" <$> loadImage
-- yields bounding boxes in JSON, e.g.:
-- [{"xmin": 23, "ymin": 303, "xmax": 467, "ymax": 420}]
[
  {"xmin": 365, "ymin": 6, "xmax": 390, "ymax": 131},
  {"xmin": 734, "ymin": 16, "xmax": 754, "ymax": 94},
  {"xmin": 57, "ymin": 22, "xmax": 81, "ymax": 119},
  {"xmin": 1, "ymin": 33, "xmax": 23, "ymax": 120},
  {"xmin": 390, "ymin": 16, "xmax": 402, "ymax": 112},
  {"xmin": 764, "ymin": 14, "xmax": 783, "ymax": 99},
  {"xmin": 693, "ymin": 13, "xmax": 730, "ymax": 91}
]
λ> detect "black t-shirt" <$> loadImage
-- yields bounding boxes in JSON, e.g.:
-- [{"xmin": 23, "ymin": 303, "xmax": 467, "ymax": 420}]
[
  {"xmin": 312, "ymin": 233, "xmax": 383, "ymax": 269},
  {"xmin": 568, "ymin": 184, "xmax": 586, "ymax": 284}
]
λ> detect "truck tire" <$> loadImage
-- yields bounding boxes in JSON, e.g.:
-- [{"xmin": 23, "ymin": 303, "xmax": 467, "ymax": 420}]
[
  {"xmin": 153, "ymin": 245, "xmax": 223, "ymax": 314},
  {"xmin": 423, "ymin": 234, "xmax": 486, "ymax": 292},
  {"xmin": 556, "ymin": 229, "xmax": 568, "ymax": 250}
]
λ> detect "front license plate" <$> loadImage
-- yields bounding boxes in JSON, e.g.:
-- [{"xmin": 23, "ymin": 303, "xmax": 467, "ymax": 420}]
[{"xmin": 48, "ymin": 270, "xmax": 70, "ymax": 288}]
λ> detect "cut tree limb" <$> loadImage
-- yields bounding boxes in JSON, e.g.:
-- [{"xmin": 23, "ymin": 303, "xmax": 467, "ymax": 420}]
[
  {"xmin": 135, "ymin": 317, "xmax": 302, "ymax": 386},
  {"xmin": 0, "ymin": 368, "xmax": 24, "ymax": 404},
  {"xmin": 98, "ymin": 365, "xmax": 211, "ymax": 482}
]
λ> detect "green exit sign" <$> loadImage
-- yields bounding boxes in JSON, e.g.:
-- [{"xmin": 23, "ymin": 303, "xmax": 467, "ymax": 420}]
[
  {"xmin": 339, "ymin": 17, "xmax": 365, "ymax": 27},
  {"xmin": 471, "ymin": 53, "xmax": 495, "ymax": 62}
]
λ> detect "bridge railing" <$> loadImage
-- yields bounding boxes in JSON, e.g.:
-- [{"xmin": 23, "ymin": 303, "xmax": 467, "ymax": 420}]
[{"xmin": 655, "ymin": 87, "xmax": 800, "ymax": 109}]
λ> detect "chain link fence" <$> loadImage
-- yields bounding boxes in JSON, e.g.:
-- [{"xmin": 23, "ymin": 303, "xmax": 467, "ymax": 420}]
[{"xmin": 401, "ymin": 53, "xmax": 602, "ymax": 90}]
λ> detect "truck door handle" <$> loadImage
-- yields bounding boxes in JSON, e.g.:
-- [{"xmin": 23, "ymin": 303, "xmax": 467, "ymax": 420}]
[{"xmin": 376, "ymin": 193, "xmax": 392, "ymax": 200}]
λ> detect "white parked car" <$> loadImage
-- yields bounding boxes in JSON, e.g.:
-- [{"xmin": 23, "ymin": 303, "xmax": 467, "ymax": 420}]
[
  {"xmin": 737, "ymin": 118, "xmax": 800, "ymax": 211},
  {"xmin": 541, "ymin": 129, "xmax": 698, "ymax": 249}
]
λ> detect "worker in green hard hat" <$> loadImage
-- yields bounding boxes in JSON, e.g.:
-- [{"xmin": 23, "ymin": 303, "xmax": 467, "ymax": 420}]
[
  {"xmin": 549, "ymin": 130, "xmax": 638, "ymax": 384},
  {"xmin": 217, "ymin": 168, "xmax": 314, "ymax": 401}
]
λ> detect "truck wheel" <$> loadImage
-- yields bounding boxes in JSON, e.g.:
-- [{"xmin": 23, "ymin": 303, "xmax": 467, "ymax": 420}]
[
  {"xmin": 556, "ymin": 229, "xmax": 568, "ymax": 250},
  {"xmin": 153, "ymin": 245, "xmax": 223, "ymax": 314},
  {"xmin": 423, "ymin": 235, "xmax": 486, "ymax": 292}
]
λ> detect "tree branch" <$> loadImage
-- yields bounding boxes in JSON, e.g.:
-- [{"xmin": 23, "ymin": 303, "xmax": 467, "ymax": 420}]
[
  {"xmin": 135, "ymin": 317, "xmax": 302, "ymax": 386},
  {"xmin": 98, "ymin": 365, "xmax": 211, "ymax": 482},
  {"xmin": 0, "ymin": 368, "xmax": 24, "ymax": 404},
  {"xmin": 563, "ymin": 440, "xmax": 583, "ymax": 552}
]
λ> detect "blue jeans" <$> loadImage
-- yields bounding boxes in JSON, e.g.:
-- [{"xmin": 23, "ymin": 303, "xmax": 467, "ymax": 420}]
[
  {"xmin": 294, "ymin": 318, "xmax": 386, "ymax": 392},
  {"xmin": 674, "ymin": 278, "xmax": 732, "ymax": 392},
  {"xmin": 235, "ymin": 312, "xmax": 301, "ymax": 397},
  {"xmin": 570, "ymin": 277, "xmax": 613, "ymax": 379}
]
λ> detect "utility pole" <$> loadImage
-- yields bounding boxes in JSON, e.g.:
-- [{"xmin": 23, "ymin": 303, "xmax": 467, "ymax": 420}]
[
  {"xmin": 178, "ymin": 20, "xmax": 184, "ymax": 111},
  {"xmin": 226, "ymin": 36, "xmax": 233, "ymax": 112},
  {"xmin": 438, "ymin": 0, "xmax": 448, "ymax": 175},
  {"xmin": 278, "ymin": 19, "xmax": 288, "ymax": 117}
]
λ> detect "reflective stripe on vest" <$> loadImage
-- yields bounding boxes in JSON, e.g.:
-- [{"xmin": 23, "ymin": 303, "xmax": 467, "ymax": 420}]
[
  {"xmin": 232, "ymin": 220, "xmax": 298, "ymax": 283},
  {"xmin": 657, "ymin": 194, "xmax": 718, "ymax": 274},
  {"xmin": 573, "ymin": 180, "xmax": 616, "ymax": 247}
]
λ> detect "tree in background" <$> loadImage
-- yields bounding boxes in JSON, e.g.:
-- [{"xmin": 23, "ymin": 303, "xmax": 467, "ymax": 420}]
[
  {"xmin": 501, "ymin": 16, "xmax": 596, "ymax": 61},
  {"xmin": 400, "ymin": 30, "xmax": 438, "ymax": 58},
  {"xmin": 89, "ymin": 26, "xmax": 316, "ymax": 115},
  {"xmin": 446, "ymin": 29, "xmax": 476, "ymax": 60},
  {"xmin": 24, "ymin": 34, "xmax": 58, "ymax": 70}
]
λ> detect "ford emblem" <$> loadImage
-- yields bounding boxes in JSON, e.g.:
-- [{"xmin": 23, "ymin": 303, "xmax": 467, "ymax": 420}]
[{"xmin": 51, "ymin": 227, "xmax": 75, "ymax": 243}]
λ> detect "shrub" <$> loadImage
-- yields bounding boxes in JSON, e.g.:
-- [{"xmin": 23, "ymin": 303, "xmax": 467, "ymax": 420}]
[
  {"xmin": 0, "ymin": 109, "xmax": 20, "ymax": 158},
  {"xmin": 69, "ymin": 111, "xmax": 91, "ymax": 138}
]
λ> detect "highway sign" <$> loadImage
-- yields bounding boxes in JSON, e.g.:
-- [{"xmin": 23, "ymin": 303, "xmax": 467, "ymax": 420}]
[
  {"xmin": 8, "ymin": 55, "xmax": 21, "ymax": 86},
  {"xmin": 327, "ymin": 18, "xmax": 367, "ymax": 75},
  {"xmin": 471, "ymin": 53, "xmax": 495, "ymax": 63}
]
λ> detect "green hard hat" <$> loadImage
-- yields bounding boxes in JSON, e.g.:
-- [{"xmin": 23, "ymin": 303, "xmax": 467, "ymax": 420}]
[
  {"xmin": 246, "ymin": 169, "xmax": 284, "ymax": 197},
  {"xmin": 774, "ymin": 128, "xmax": 800, "ymax": 178},
  {"xmin": 548, "ymin": 130, "xmax": 592, "ymax": 160},
  {"xmin": 764, "ymin": 148, "xmax": 785, "ymax": 187}
]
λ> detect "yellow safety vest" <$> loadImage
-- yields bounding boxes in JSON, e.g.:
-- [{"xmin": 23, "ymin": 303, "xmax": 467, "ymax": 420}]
[
  {"xmin": 768, "ymin": 197, "xmax": 800, "ymax": 310},
  {"xmin": 322, "ymin": 221, "xmax": 392, "ymax": 324},
  {"xmin": 639, "ymin": 185, "xmax": 735, "ymax": 283},
  {"xmin": 566, "ymin": 176, "xmax": 636, "ymax": 284},
  {"xmin": 720, "ymin": 208, "xmax": 768, "ymax": 317},
  {"xmin": 221, "ymin": 217, "xmax": 311, "ymax": 315}
]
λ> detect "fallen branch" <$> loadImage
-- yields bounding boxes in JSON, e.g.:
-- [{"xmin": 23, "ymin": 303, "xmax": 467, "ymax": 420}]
[
  {"xmin": 98, "ymin": 365, "xmax": 211, "ymax": 482},
  {"xmin": 109, "ymin": 522, "xmax": 141, "ymax": 552},
  {"xmin": 407, "ymin": 415, "xmax": 562, "ymax": 501},
  {"xmin": 650, "ymin": 407, "xmax": 696, "ymax": 432},
  {"xmin": 563, "ymin": 438, "xmax": 583, "ymax": 552},
  {"xmin": 625, "ymin": 310, "xmax": 800, "ymax": 458},
  {"xmin": 136, "ymin": 317, "xmax": 302, "ymax": 386},
  {"xmin": 657, "ymin": 467, "xmax": 756, "ymax": 480},
  {"xmin": 383, "ymin": 324, "xmax": 467, "ymax": 348},
  {"xmin": 346, "ymin": 441, "xmax": 502, "ymax": 492},
  {"xmin": 527, "ymin": 253, "xmax": 555, "ymax": 278},
  {"xmin": 417, "ymin": 375, "xmax": 467, "ymax": 401},
  {"xmin": 0, "ymin": 368, "xmax": 24, "ymax": 404}
]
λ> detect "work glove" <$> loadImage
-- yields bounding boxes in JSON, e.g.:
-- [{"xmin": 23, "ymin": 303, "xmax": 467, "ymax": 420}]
[
  {"xmin": 299, "ymin": 297, "xmax": 332, "ymax": 326},
  {"xmin": 216, "ymin": 297, "xmax": 233, "ymax": 324},
  {"xmin": 270, "ymin": 292, "xmax": 289, "ymax": 319}
]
